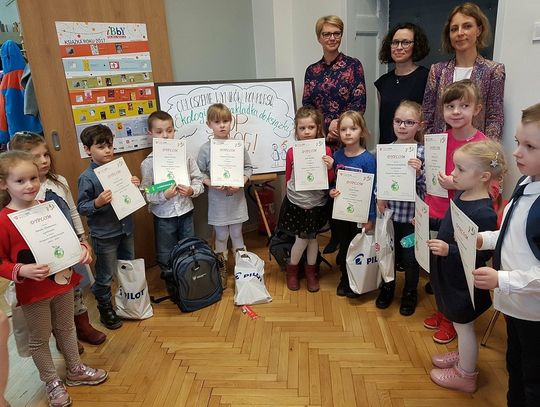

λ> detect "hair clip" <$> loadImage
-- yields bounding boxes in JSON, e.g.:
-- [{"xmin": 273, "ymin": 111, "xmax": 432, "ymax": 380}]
[{"xmin": 490, "ymin": 152, "xmax": 499, "ymax": 168}]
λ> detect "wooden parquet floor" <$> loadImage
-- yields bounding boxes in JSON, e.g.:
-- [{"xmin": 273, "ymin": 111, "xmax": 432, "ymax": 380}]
[{"xmin": 1, "ymin": 231, "xmax": 508, "ymax": 407}]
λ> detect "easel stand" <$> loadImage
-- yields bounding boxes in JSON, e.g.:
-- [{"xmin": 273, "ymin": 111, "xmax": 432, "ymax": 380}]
[{"xmin": 250, "ymin": 173, "xmax": 278, "ymax": 238}]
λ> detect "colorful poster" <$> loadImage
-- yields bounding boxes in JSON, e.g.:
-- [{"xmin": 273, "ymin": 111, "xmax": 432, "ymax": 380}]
[{"xmin": 56, "ymin": 22, "xmax": 156, "ymax": 158}]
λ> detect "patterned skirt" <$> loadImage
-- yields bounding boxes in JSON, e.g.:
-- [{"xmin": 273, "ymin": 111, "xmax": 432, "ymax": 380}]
[{"xmin": 277, "ymin": 196, "xmax": 329, "ymax": 239}]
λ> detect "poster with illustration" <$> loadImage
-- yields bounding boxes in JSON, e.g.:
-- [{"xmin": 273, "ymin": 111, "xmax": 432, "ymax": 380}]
[
  {"xmin": 56, "ymin": 21, "xmax": 157, "ymax": 158},
  {"xmin": 156, "ymin": 79, "xmax": 297, "ymax": 175}
]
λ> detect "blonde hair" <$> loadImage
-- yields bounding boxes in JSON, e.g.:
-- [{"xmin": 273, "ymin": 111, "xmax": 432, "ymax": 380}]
[
  {"xmin": 442, "ymin": 2, "xmax": 491, "ymax": 53},
  {"xmin": 455, "ymin": 139, "xmax": 507, "ymax": 206},
  {"xmin": 441, "ymin": 79, "xmax": 482, "ymax": 106},
  {"xmin": 394, "ymin": 100, "xmax": 425, "ymax": 143},
  {"xmin": 0, "ymin": 151, "xmax": 38, "ymax": 208},
  {"xmin": 207, "ymin": 103, "xmax": 232, "ymax": 122},
  {"xmin": 315, "ymin": 15, "xmax": 344, "ymax": 38},
  {"xmin": 522, "ymin": 102, "xmax": 540, "ymax": 127},
  {"xmin": 337, "ymin": 110, "xmax": 370, "ymax": 148},
  {"xmin": 294, "ymin": 107, "xmax": 324, "ymax": 140},
  {"xmin": 9, "ymin": 132, "xmax": 66, "ymax": 192}
]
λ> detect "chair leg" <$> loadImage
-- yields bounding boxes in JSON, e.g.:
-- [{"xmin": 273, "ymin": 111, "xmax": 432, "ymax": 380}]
[{"xmin": 481, "ymin": 310, "xmax": 501, "ymax": 347}]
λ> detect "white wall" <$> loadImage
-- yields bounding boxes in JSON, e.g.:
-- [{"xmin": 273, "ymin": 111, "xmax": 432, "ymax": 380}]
[{"xmin": 494, "ymin": 0, "xmax": 540, "ymax": 193}]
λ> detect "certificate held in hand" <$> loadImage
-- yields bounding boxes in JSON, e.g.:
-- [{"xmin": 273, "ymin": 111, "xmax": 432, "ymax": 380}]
[
  {"xmin": 94, "ymin": 157, "xmax": 146, "ymax": 220},
  {"xmin": 8, "ymin": 201, "xmax": 82, "ymax": 276},
  {"xmin": 210, "ymin": 139, "xmax": 245, "ymax": 187},
  {"xmin": 332, "ymin": 170, "xmax": 374, "ymax": 223},
  {"xmin": 153, "ymin": 138, "xmax": 190, "ymax": 186},
  {"xmin": 414, "ymin": 195, "xmax": 430, "ymax": 273},
  {"xmin": 376, "ymin": 144, "xmax": 417, "ymax": 202},
  {"xmin": 293, "ymin": 139, "xmax": 328, "ymax": 191},
  {"xmin": 424, "ymin": 133, "xmax": 448, "ymax": 198}
]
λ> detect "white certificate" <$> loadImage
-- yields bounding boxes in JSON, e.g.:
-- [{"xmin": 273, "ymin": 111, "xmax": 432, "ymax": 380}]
[
  {"xmin": 450, "ymin": 200, "xmax": 478, "ymax": 308},
  {"xmin": 376, "ymin": 144, "xmax": 417, "ymax": 202},
  {"xmin": 424, "ymin": 133, "xmax": 448, "ymax": 198},
  {"xmin": 94, "ymin": 157, "xmax": 146, "ymax": 220},
  {"xmin": 153, "ymin": 138, "xmax": 190, "ymax": 186},
  {"xmin": 293, "ymin": 139, "xmax": 328, "ymax": 191},
  {"xmin": 8, "ymin": 201, "xmax": 81, "ymax": 275},
  {"xmin": 332, "ymin": 170, "xmax": 374, "ymax": 223},
  {"xmin": 414, "ymin": 195, "xmax": 430, "ymax": 273},
  {"xmin": 210, "ymin": 139, "xmax": 245, "ymax": 187}
]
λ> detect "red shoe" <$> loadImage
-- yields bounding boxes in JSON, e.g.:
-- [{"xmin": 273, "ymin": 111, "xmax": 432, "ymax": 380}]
[
  {"xmin": 286, "ymin": 264, "xmax": 299, "ymax": 291},
  {"xmin": 432, "ymin": 351, "xmax": 459, "ymax": 368},
  {"xmin": 433, "ymin": 317, "xmax": 457, "ymax": 344},
  {"xmin": 424, "ymin": 311, "xmax": 443, "ymax": 330},
  {"xmin": 430, "ymin": 364, "xmax": 478, "ymax": 393},
  {"xmin": 304, "ymin": 264, "xmax": 319, "ymax": 292}
]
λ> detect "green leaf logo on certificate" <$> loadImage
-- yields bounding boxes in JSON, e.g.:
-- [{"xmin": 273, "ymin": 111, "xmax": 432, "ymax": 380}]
[
  {"xmin": 53, "ymin": 246, "xmax": 65, "ymax": 259},
  {"xmin": 346, "ymin": 203, "xmax": 355, "ymax": 213}
]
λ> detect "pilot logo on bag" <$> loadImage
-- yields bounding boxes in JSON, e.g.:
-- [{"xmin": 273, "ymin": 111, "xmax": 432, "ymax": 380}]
[{"xmin": 354, "ymin": 252, "xmax": 378, "ymax": 266}]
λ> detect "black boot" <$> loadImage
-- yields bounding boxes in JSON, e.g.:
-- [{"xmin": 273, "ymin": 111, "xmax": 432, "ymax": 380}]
[
  {"xmin": 97, "ymin": 303, "xmax": 123, "ymax": 330},
  {"xmin": 375, "ymin": 281, "xmax": 395, "ymax": 309},
  {"xmin": 400, "ymin": 289, "xmax": 418, "ymax": 316}
]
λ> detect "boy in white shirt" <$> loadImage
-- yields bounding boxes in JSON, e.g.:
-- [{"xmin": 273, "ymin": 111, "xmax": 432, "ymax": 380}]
[{"xmin": 474, "ymin": 102, "xmax": 540, "ymax": 407}]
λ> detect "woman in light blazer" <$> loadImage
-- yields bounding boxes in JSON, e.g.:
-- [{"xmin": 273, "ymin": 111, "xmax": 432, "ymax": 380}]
[{"xmin": 423, "ymin": 2, "xmax": 505, "ymax": 140}]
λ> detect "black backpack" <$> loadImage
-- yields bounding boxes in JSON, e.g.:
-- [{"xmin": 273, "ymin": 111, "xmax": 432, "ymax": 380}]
[{"xmin": 151, "ymin": 237, "xmax": 223, "ymax": 312}]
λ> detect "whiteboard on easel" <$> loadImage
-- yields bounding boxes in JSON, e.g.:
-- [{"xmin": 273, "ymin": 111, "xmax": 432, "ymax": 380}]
[{"xmin": 155, "ymin": 78, "xmax": 297, "ymax": 175}]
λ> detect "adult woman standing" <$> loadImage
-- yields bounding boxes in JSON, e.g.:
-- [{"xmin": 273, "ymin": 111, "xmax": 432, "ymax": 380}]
[
  {"xmin": 423, "ymin": 2, "xmax": 505, "ymax": 140},
  {"xmin": 375, "ymin": 23, "xmax": 430, "ymax": 145},
  {"xmin": 303, "ymin": 15, "xmax": 366, "ymax": 146},
  {"xmin": 303, "ymin": 15, "xmax": 366, "ymax": 254}
]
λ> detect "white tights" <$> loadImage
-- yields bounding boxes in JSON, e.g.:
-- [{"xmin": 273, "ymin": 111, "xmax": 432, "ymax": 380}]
[
  {"xmin": 214, "ymin": 223, "xmax": 244, "ymax": 253},
  {"xmin": 453, "ymin": 321, "xmax": 478, "ymax": 373},
  {"xmin": 290, "ymin": 236, "xmax": 318, "ymax": 266}
]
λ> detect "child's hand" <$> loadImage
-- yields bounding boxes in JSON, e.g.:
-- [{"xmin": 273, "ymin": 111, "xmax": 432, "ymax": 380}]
[
  {"xmin": 79, "ymin": 243, "xmax": 93, "ymax": 264},
  {"xmin": 131, "ymin": 176, "xmax": 141, "ymax": 187},
  {"xmin": 19, "ymin": 263, "xmax": 50, "ymax": 281},
  {"xmin": 408, "ymin": 158, "xmax": 422, "ymax": 176},
  {"xmin": 322, "ymin": 155, "xmax": 334, "ymax": 169},
  {"xmin": 363, "ymin": 220, "xmax": 375, "ymax": 233},
  {"xmin": 95, "ymin": 190, "xmax": 112, "ymax": 208},
  {"xmin": 164, "ymin": 183, "xmax": 178, "ymax": 200},
  {"xmin": 329, "ymin": 188, "xmax": 340, "ymax": 198},
  {"xmin": 473, "ymin": 267, "xmax": 498, "ymax": 289},
  {"xmin": 427, "ymin": 239, "xmax": 449, "ymax": 256},
  {"xmin": 410, "ymin": 217, "xmax": 416, "ymax": 226},
  {"xmin": 376, "ymin": 199, "xmax": 388, "ymax": 214},
  {"xmin": 176, "ymin": 184, "xmax": 194, "ymax": 197},
  {"xmin": 227, "ymin": 186, "xmax": 240, "ymax": 194},
  {"xmin": 437, "ymin": 171, "xmax": 454, "ymax": 190}
]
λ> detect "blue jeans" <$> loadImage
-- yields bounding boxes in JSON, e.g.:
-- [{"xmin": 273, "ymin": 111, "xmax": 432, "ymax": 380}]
[
  {"xmin": 91, "ymin": 233, "xmax": 134, "ymax": 306},
  {"xmin": 154, "ymin": 211, "xmax": 194, "ymax": 273}
]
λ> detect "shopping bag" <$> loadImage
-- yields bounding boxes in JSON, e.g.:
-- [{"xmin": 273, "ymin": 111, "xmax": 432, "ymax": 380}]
[
  {"xmin": 234, "ymin": 250, "xmax": 272, "ymax": 305},
  {"xmin": 375, "ymin": 208, "xmax": 395, "ymax": 283},
  {"xmin": 3, "ymin": 282, "xmax": 30, "ymax": 357},
  {"xmin": 346, "ymin": 231, "xmax": 382, "ymax": 294},
  {"xmin": 115, "ymin": 259, "xmax": 153, "ymax": 319}
]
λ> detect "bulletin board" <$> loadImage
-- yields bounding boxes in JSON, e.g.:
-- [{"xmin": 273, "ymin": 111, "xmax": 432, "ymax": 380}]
[
  {"xmin": 155, "ymin": 78, "xmax": 297, "ymax": 175},
  {"xmin": 55, "ymin": 21, "xmax": 157, "ymax": 158}
]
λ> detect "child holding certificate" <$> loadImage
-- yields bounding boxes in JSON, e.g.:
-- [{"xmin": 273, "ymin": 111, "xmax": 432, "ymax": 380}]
[
  {"xmin": 0, "ymin": 151, "xmax": 108, "ymax": 407},
  {"xmin": 140, "ymin": 111, "xmax": 204, "ymax": 280},
  {"xmin": 426, "ymin": 140, "xmax": 505, "ymax": 393},
  {"xmin": 277, "ymin": 107, "xmax": 334, "ymax": 292},
  {"xmin": 376, "ymin": 101, "xmax": 425, "ymax": 315},
  {"xmin": 10, "ymin": 131, "xmax": 106, "ymax": 348},
  {"xmin": 77, "ymin": 125, "xmax": 140, "ymax": 330},
  {"xmin": 423, "ymin": 79, "xmax": 488, "ymax": 344},
  {"xmin": 329, "ymin": 110, "xmax": 376, "ymax": 298},
  {"xmin": 197, "ymin": 104, "xmax": 253, "ymax": 286}
]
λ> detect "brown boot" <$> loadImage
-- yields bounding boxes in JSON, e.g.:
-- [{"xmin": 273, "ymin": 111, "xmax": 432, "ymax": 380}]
[
  {"xmin": 286, "ymin": 263, "xmax": 299, "ymax": 291},
  {"xmin": 304, "ymin": 264, "xmax": 319, "ymax": 292},
  {"xmin": 217, "ymin": 252, "xmax": 228, "ymax": 289},
  {"xmin": 75, "ymin": 311, "xmax": 107, "ymax": 345}
]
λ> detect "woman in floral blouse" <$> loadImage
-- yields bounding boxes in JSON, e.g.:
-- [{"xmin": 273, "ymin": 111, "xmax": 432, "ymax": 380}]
[{"xmin": 302, "ymin": 15, "xmax": 366, "ymax": 148}]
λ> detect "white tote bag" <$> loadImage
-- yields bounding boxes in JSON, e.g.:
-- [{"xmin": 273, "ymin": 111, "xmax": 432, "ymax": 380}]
[
  {"xmin": 346, "ymin": 231, "xmax": 382, "ymax": 294},
  {"xmin": 115, "ymin": 259, "xmax": 153, "ymax": 319},
  {"xmin": 375, "ymin": 209, "xmax": 395, "ymax": 283},
  {"xmin": 234, "ymin": 250, "xmax": 272, "ymax": 305},
  {"xmin": 3, "ymin": 282, "xmax": 30, "ymax": 357}
]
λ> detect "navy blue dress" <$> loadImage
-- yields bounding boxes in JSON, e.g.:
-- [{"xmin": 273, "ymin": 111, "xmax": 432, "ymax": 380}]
[{"xmin": 430, "ymin": 194, "xmax": 496, "ymax": 323}]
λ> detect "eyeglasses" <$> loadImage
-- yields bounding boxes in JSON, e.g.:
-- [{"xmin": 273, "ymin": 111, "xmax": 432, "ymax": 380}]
[
  {"xmin": 390, "ymin": 40, "xmax": 414, "ymax": 49},
  {"xmin": 393, "ymin": 119, "xmax": 419, "ymax": 127},
  {"xmin": 321, "ymin": 31, "xmax": 342, "ymax": 40}
]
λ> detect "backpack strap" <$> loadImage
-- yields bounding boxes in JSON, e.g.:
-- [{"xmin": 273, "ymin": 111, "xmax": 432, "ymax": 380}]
[{"xmin": 150, "ymin": 295, "xmax": 171, "ymax": 304}]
